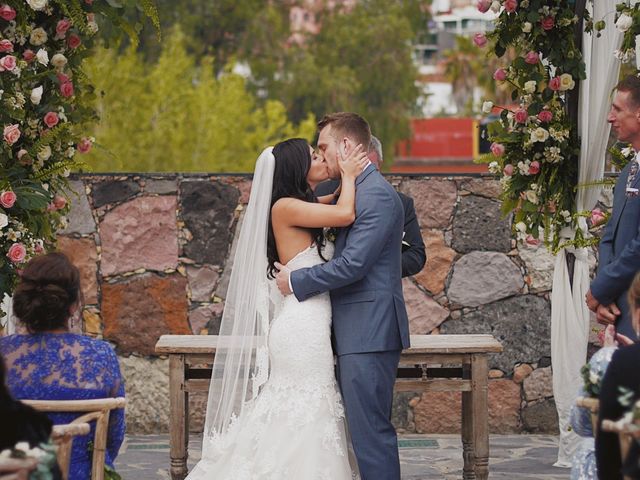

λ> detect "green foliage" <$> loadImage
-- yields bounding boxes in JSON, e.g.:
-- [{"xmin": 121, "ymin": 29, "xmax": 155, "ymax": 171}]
[{"xmin": 83, "ymin": 28, "xmax": 315, "ymax": 172}]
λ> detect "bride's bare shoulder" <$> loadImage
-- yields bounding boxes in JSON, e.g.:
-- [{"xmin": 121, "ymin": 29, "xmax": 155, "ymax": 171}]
[{"xmin": 271, "ymin": 197, "xmax": 305, "ymax": 215}]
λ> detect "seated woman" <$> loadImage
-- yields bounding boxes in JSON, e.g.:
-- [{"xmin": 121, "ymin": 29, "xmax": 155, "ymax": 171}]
[
  {"xmin": 596, "ymin": 272, "xmax": 640, "ymax": 479},
  {"xmin": 0, "ymin": 253, "xmax": 125, "ymax": 480}
]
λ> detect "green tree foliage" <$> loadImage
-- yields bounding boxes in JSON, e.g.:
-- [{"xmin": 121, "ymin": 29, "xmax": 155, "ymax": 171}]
[{"xmin": 83, "ymin": 28, "xmax": 315, "ymax": 172}]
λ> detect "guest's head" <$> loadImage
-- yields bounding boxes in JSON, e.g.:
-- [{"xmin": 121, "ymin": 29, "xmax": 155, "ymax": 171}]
[
  {"xmin": 368, "ymin": 136, "xmax": 383, "ymax": 170},
  {"xmin": 317, "ymin": 112, "xmax": 371, "ymax": 179},
  {"xmin": 609, "ymin": 75, "xmax": 640, "ymax": 149},
  {"xmin": 12, "ymin": 252, "xmax": 80, "ymax": 333},
  {"xmin": 628, "ymin": 271, "xmax": 640, "ymax": 336}
]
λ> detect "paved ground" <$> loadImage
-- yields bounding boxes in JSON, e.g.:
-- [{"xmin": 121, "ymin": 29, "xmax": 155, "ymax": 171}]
[{"xmin": 115, "ymin": 434, "xmax": 571, "ymax": 479}]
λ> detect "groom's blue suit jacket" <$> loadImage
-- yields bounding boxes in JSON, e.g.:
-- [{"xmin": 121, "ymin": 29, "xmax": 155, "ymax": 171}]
[
  {"xmin": 290, "ymin": 164, "xmax": 410, "ymax": 355},
  {"xmin": 592, "ymin": 160, "xmax": 640, "ymax": 338}
]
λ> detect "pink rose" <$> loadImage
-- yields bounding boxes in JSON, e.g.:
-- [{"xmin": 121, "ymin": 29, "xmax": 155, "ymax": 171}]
[
  {"xmin": 44, "ymin": 112, "xmax": 59, "ymax": 128},
  {"xmin": 77, "ymin": 137, "xmax": 92, "ymax": 154},
  {"xmin": 549, "ymin": 77, "xmax": 561, "ymax": 91},
  {"xmin": 541, "ymin": 16, "xmax": 554, "ymax": 31},
  {"xmin": 537, "ymin": 110, "xmax": 553, "ymax": 122},
  {"xmin": 504, "ymin": 0, "xmax": 517, "ymax": 13},
  {"xmin": 0, "ymin": 190, "xmax": 16, "ymax": 208},
  {"xmin": 67, "ymin": 34, "xmax": 81, "ymax": 49},
  {"xmin": 591, "ymin": 208, "xmax": 607, "ymax": 226},
  {"xmin": 525, "ymin": 235, "xmax": 540, "ymax": 246},
  {"xmin": 477, "ymin": 0, "xmax": 491, "ymax": 13},
  {"xmin": 23, "ymin": 49, "xmax": 35, "ymax": 62},
  {"xmin": 0, "ymin": 39, "xmax": 13, "ymax": 52},
  {"xmin": 473, "ymin": 33, "xmax": 487, "ymax": 48},
  {"xmin": 60, "ymin": 81, "xmax": 74, "ymax": 98},
  {"xmin": 524, "ymin": 51, "xmax": 538, "ymax": 65},
  {"xmin": 0, "ymin": 4, "xmax": 16, "ymax": 21},
  {"xmin": 57, "ymin": 72, "xmax": 70, "ymax": 83},
  {"xmin": 52, "ymin": 194, "xmax": 66, "ymax": 210},
  {"xmin": 490, "ymin": 142, "xmax": 505, "ymax": 156},
  {"xmin": 514, "ymin": 108, "xmax": 528, "ymax": 123},
  {"xmin": 7, "ymin": 243, "xmax": 26, "ymax": 263},
  {"xmin": 503, "ymin": 164, "xmax": 514, "ymax": 176},
  {"xmin": 0, "ymin": 55, "xmax": 16, "ymax": 72},
  {"xmin": 85, "ymin": 0, "xmax": 93, "ymax": 4},
  {"xmin": 3, "ymin": 124, "xmax": 20, "ymax": 145},
  {"xmin": 493, "ymin": 68, "xmax": 507, "ymax": 82},
  {"xmin": 56, "ymin": 19, "xmax": 72, "ymax": 38},
  {"xmin": 528, "ymin": 160, "xmax": 540, "ymax": 175}
]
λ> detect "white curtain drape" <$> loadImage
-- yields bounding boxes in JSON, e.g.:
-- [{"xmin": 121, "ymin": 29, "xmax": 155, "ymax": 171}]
[{"xmin": 550, "ymin": 1, "xmax": 621, "ymax": 466}]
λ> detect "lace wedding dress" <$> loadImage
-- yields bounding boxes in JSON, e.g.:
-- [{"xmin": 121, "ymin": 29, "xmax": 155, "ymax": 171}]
[{"xmin": 187, "ymin": 243, "xmax": 359, "ymax": 480}]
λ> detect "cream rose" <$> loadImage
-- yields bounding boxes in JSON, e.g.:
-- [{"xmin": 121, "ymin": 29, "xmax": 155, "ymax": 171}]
[
  {"xmin": 523, "ymin": 80, "xmax": 537, "ymax": 94},
  {"xmin": 559, "ymin": 73, "xmax": 575, "ymax": 91},
  {"xmin": 30, "ymin": 85, "xmax": 43, "ymax": 105},
  {"xmin": 522, "ymin": 22, "xmax": 532, "ymax": 33},
  {"xmin": 36, "ymin": 48, "xmax": 48, "ymax": 66},
  {"xmin": 482, "ymin": 101, "xmax": 493, "ymax": 113},
  {"xmin": 29, "ymin": 27, "xmax": 48, "ymax": 46},
  {"xmin": 37, "ymin": 145, "xmax": 52, "ymax": 162},
  {"xmin": 530, "ymin": 127, "xmax": 549, "ymax": 143},
  {"xmin": 50, "ymin": 53, "xmax": 67, "ymax": 69},
  {"xmin": 525, "ymin": 190, "xmax": 539, "ymax": 204},
  {"xmin": 26, "ymin": 0, "xmax": 47, "ymax": 10}
]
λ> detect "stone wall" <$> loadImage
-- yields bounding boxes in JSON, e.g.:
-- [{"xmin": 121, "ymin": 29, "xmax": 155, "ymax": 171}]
[{"xmin": 55, "ymin": 173, "xmax": 597, "ymax": 434}]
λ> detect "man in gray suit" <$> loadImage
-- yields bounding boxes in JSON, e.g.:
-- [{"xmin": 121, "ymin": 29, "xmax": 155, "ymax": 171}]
[
  {"xmin": 586, "ymin": 75, "xmax": 640, "ymax": 340},
  {"xmin": 275, "ymin": 112, "xmax": 410, "ymax": 479}
]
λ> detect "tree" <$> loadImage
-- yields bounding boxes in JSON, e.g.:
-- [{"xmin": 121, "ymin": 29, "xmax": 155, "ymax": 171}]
[{"xmin": 84, "ymin": 28, "xmax": 315, "ymax": 172}]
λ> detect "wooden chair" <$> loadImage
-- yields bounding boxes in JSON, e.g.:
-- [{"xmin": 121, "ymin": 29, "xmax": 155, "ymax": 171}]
[
  {"xmin": 601, "ymin": 419, "xmax": 640, "ymax": 480},
  {"xmin": 22, "ymin": 398, "xmax": 126, "ymax": 480},
  {"xmin": 576, "ymin": 396, "xmax": 600, "ymax": 433}
]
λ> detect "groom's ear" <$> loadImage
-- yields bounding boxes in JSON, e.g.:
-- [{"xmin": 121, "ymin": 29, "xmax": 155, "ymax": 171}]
[{"xmin": 341, "ymin": 137, "xmax": 353, "ymax": 156}]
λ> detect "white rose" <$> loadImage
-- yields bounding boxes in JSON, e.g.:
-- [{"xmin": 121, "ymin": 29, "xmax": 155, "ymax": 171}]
[
  {"xmin": 37, "ymin": 145, "xmax": 51, "ymax": 162},
  {"xmin": 482, "ymin": 101, "xmax": 493, "ymax": 113},
  {"xmin": 0, "ymin": 213, "xmax": 7, "ymax": 230},
  {"xmin": 530, "ymin": 127, "xmax": 550, "ymax": 143},
  {"xmin": 515, "ymin": 221, "xmax": 527, "ymax": 233},
  {"xmin": 488, "ymin": 161, "xmax": 499, "ymax": 174},
  {"xmin": 525, "ymin": 190, "xmax": 539, "ymax": 204},
  {"xmin": 51, "ymin": 53, "xmax": 67, "ymax": 69},
  {"xmin": 490, "ymin": 1, "xmax": 501, "ymax": 13},
  {"xmin": 26, "ymin": 0, "xmax": 47, "ymax": 11},
  {"xmin": 87, "ymin": 21, "xmax": 99, "ymax": 34},
  {"xmin": 589, "ymin": 372, "xmax": 599, "ymax": 385},
  {"xmin": 29, "ymin": 27, "xmax": 47, "ymax": 46},
  {"xmin": 30, "ymin": 85, "xmax": 43, "ymax": 105},
  {"xmin": 616, "ymin": 13, "xmax": 634, "ymax": 32},
  {"xmin": 524, "ymin": 80, "xmax": 537, "ymax": 94},
  {"xmin": 522, "ymin": 22, "xmax": 532, "ymax": 33},
  {"xmin": 559, "ymin": 73, "xmax": 575, "ymax": 91},
  {"xmin": 36, "ymin": 48, "xmax": 48, "ymax": 66}
]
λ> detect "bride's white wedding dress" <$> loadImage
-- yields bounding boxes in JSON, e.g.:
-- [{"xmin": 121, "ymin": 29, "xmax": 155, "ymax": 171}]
[{"xmin": 187, "ymin": 243, "xmax": 359, "ymax": 480}]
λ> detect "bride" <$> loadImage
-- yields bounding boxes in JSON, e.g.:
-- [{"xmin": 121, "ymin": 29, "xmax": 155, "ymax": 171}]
[{"xmin": 186, "ymin": 138, "xmax": 368, "ymax": 479}]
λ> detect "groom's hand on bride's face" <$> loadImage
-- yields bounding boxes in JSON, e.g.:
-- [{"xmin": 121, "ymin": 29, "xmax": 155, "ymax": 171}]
[{"xmin": 274, "ymin": 262, "xmax": 293, "ymax": 295}]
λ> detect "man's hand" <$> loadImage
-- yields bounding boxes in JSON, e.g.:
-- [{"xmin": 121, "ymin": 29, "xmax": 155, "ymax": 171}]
[
  {"xmin": 0, "ymin": 457, "xmax": 38, "ymax": 480},
  {"xmin": 585, "ymin": 289, "xmax": 600, "ymax": 312},
  {"xmin": 596, "ymin": 302, "xmax": 620, "ymax": 326},
  {"xmin": 274, "ymin": 262, "xmax": 292, "ymax": 295}
]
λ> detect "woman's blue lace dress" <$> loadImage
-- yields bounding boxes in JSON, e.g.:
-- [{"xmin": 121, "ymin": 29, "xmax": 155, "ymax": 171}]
[{"xmin": 0, "ymin": 333, "xmax": 125, "ymax": 480}]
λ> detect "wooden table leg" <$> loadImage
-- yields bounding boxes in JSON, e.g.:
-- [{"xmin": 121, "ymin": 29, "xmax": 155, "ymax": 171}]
[
  {"xmin": 169, "ymin": 354, "xmax": 188, "ymax": 480},
  {"xmin": 471, "ymin": 354, "xmax": 489, "ymax": 480},
  {"xmin": 461, "ymin": 362, "xmax": 475, "ymax": 480}
]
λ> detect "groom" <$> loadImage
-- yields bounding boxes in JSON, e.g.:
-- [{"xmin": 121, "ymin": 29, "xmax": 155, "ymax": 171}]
[{"xmin": 275, "ymin": 112, "xmax": 410, "ymax": 479}]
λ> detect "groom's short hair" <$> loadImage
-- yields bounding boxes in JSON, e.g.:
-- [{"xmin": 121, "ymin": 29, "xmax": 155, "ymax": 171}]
[
  {"xmin": 617, "ymin": 75, "xmax": 640, "ymax": 107},
  {"xmin": 318, "ymin": 112, "xmax": 371, "ymax": 149}
]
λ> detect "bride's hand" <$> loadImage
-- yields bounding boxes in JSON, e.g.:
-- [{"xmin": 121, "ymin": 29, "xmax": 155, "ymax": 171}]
[{"xmin": 339, "ymin": 144, "xmax": 368, "ymax": 179}]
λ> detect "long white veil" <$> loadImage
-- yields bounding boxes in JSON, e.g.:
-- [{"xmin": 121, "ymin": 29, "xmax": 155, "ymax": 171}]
[{"xmin": 191, "ymin": 147, "xmax": 276, "ymax": 472}]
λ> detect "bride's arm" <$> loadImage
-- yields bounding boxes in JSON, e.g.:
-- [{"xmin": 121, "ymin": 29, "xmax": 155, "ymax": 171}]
[{"xmin": 272, "ymin": 145, "xmax": 367, "ymax": 228}]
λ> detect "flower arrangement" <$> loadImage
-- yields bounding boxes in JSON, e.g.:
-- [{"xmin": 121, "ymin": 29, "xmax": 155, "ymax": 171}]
[
  {"xmin": 579, "ymin": 346, "xmax": 616, "ymax": 398},
  {"xmin": 0, "ymin": 0, "xmax": 159, "ymax": 321},
  {"xmin": 0, "ymin": 441, "xmax": 58, "ymax": 480},
  {"xmin": 476, "ymin": 0, "xmax": 590, "ymax": 251}
]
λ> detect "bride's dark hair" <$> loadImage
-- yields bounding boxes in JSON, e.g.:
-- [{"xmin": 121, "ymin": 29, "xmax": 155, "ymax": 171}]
[{"xmin": 267, "ymin": 138, "xmax": 325, "ymax": 278}]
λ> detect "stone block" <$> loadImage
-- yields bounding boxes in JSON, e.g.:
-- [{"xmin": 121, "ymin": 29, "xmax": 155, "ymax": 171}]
[
  {"xmin": 59, "ymin": 180, "xmax": 95, "ymax": 235},
  {"xmin": 460, "ymin": 178, "xmax": 502, "ymax": 199},
  {"xmin": 412, "ymin": 379, "xmax": 521, "ymax": 434},
  {"xmin": 413, "ymin": 230, "xmax": 456, "ymax": 295},
  {"xmin": 144, "ymin": 179, "xmax": 178, "ymax": 195},
  {"xmin": 187, "ymin": 265, "xmax": 219, "ymax": 302},
  {"xmin": 100, "ymin": 196, "xmax": 178, "ymax": 276},
  {"xmin": 92, "ymin": 179, "xmax": 141, "ymax": 208},
  {"xmin": 447, "ymin": 252, "xmax": 523, "ymax": 307},
  {"xmin": 452, "ymin": 195, "xmax": 512, "ymax": 253},
  {"xmin": 82, "ymin": 308, "xmax": 101, "ymax": 335},
  {"xmin": 513, "ymin": 363, "xmax": 534, "ymax": 384},
  {"xmin": 102, "ymin": 273, "xmax": 189, "ymax": 355},
  {"xmin": 519, "ymin": 243, "xmax": 556, "ymax": 292},
  {"xmin": 441, "ymin": 295, "xmax": 551, "ymax": 373},
  {"xmin": 522, "ymin": 399, "xmax": 559, "ymax": 433},
  {"xmin": 181, "ymin": 180, "xmax": 239, "ymax": 265},
  {"xmin": 189, "ymin": 303, "xmax": 224, "ymax": 335},
  {"xmin": 392, "ymin": 392, "xmax": 418, "ymax": 433},
  {"xmin": 57, "ymin": 236, "xmax": 99, "ymax": 304},
  {"xmin": 523, "ymin": 366, "xmax": 553, "ymax": 402},
  {"xmin": 402, "ymin": 278, "xmax": 449, "ymax": 334},
  {"xmin": 400, "ymin": 179, "xmax": 457, "ymax": 229}
]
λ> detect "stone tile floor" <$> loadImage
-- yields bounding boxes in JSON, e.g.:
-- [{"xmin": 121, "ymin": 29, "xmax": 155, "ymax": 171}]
[{"xmin": 115, "ymin": 434, "xmax": 571, "ymax": 479}]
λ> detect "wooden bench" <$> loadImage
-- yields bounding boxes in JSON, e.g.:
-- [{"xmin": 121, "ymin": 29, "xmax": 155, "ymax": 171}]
[{"xmin": 155, "ymin": 334, "xmax": 503, "ymax": 480}]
